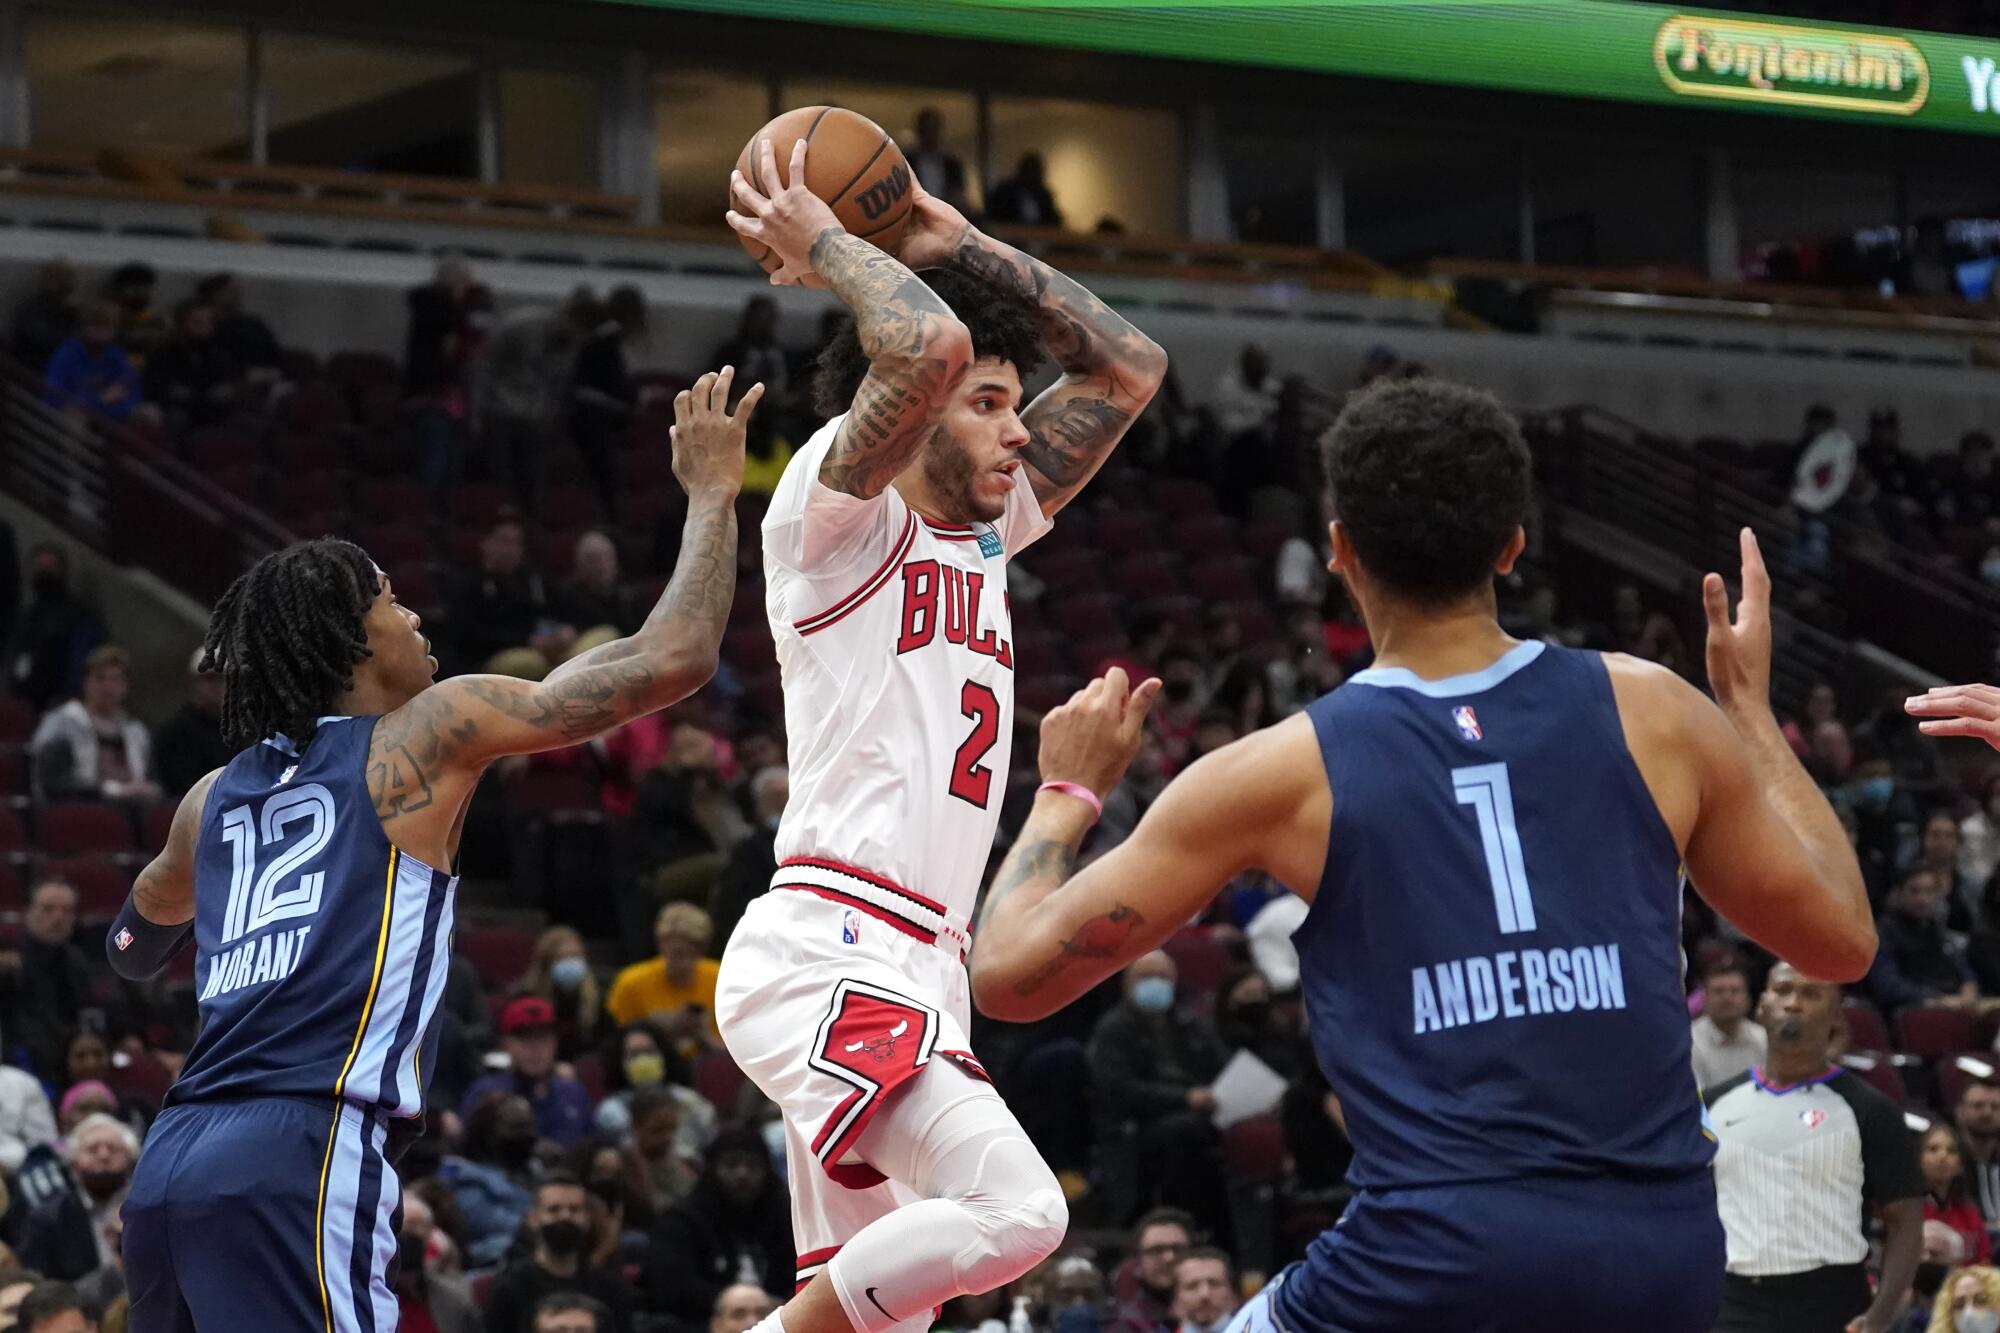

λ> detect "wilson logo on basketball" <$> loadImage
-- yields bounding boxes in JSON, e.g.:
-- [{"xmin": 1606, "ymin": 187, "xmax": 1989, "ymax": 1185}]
[{"xmin": 855, "ymin": 163, "xmax": 912, "ymax": 222}]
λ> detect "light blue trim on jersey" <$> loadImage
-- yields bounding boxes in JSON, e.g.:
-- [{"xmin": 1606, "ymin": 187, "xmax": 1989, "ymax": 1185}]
[{"xmin": 1346, "ymin": 639, "xmax": 1546, "ymax": 698}]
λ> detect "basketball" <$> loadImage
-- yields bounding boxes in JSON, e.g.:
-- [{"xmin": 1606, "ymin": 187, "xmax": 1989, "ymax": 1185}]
[{"xmin": 733, "ymin": 106, "xmax": 914, "ymax": 276}]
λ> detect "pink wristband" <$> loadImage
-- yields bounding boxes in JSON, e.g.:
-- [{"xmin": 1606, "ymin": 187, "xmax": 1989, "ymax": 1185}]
[{"xmin": 1037, "ymin": 780, "xmax": 1103, "ymax": 824}]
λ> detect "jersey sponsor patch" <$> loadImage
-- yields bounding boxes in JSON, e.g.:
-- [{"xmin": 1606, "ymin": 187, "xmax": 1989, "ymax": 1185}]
[
  {"xmin": 977, "ymin": 529, "xmax": 1003, "ymax": 559},
  {"xmin": 1453, "ymin": 705, "xmax": 1483, "ymax": 741}
]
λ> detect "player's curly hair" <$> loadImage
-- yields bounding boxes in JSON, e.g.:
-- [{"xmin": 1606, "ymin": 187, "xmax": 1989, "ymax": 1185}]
[
  {"xmin": 201, "ymin": 539, "xmax": 379, "ymax": 750},
  {"xmin": 811, "ymin": 269, "xmax": 1045, "ymax": 418},
  {"xmin": 1319, "ymin": 377, "xmax": 1532, "ymax": 607}
]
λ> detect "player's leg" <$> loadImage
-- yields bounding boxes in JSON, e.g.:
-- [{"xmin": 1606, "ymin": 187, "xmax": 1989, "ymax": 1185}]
[
  {"xmin": 121, "ymin": 1108, "xmax": 197, "ymax": 1333},
  {"xmin": 776, "ymin": 1060, "xmax": 1068, "ymax": 1333}
]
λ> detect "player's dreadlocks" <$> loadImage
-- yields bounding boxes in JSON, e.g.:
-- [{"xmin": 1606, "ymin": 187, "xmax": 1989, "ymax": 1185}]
[{"xmin": 200, "ymin": 539, "xmax": 380, "ymax": 750}]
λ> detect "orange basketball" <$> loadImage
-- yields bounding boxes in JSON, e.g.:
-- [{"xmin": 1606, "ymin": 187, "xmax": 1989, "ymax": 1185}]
[{"xmin": 733, "ymin": 106, "xmax": 913, "ymax": 277}]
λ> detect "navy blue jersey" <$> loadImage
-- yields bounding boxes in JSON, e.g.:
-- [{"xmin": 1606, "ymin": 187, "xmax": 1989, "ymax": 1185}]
[
  {"xmin": 167, "ymin": 715, "xmax": 457, "ymax": 1118},
  {"xmin": 1296, "ymin": 640, "xmax": 1712, "ymax": 1189}
]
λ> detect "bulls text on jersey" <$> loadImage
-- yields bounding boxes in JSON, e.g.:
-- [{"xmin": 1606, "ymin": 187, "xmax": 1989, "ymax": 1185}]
[{"xmin": 896, "ymin": 561, "xmax": 1014, "ymax": 667}]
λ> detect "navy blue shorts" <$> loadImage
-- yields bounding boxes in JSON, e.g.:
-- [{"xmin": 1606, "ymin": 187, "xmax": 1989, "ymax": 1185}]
[
  {"xmin": 124, "ymin": 1097, "xmax": 404, "ymax": 1333},
  {"xmin": 1240, "ymin": 1172, "xmax": 1723, "ymax": 1333}
]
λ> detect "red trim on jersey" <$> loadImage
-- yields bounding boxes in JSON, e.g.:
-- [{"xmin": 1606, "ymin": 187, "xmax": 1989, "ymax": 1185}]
[
  {"xmin": 929, "ymin": 531, "xmax": 979, "ymax": 542},
  {"xmin": 779, "ymin": 856, "xmax": 948, "ymax": 916},
  {"xmin": 794, "ymin": 512, "xmax": 918, "ymax": 637},
  {"xmin": 923, "ymin": 518, "xmax": 975, "ymax": 534},
  {"xmin": 796, "ymin": 1246, "xmax": 843, "ymax": 1270},
  {"xmin": 937, "ymin": 1050, "xmax": 993, "ymax": 1084},
  {"xmin": 776, "ymin": 883, "xmax": 936, "ymax": 946}
]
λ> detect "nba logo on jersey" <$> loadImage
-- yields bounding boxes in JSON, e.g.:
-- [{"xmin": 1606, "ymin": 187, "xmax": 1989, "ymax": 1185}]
[
  {"xmin": 841, "ymin": 910, "xmax": 861, "ymax": 945},
  {"xmin": 1452, "ymin": 706, "xmax": 1483, "ymax": 741},
  {"xmin": 278, "ymin": 764, "xmax": 298, "ymax": 785},
  {"xmin": 1801, "ymin": 1108, "xmax": 1826, "ymax": 1130}
]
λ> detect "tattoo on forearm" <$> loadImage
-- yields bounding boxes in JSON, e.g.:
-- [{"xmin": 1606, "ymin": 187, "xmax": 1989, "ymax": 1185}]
[
  {"xmin": 1012, "ymin": 903, "xmax": 1148, "ymax": 997},
  {"xmin": 979, "ymin": 836, "xmax": 1079, "ymax": 931},
  {"xmin": 643, "ymin": 494, "xmax": 736, "ymax": 652},
  {"xmin": 812, "ymin": 228, "xmax": 969, "ymax": 498},
  {"xmin": 1024, "ymin": 394, "xmax": 1133, "ymax": 487}
]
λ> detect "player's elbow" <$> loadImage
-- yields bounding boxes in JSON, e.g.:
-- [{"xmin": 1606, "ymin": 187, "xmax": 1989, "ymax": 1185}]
[
  {"xmin": 913, "ymin": 317, "xmax": 975, "ymax": 392},
  {"xmin": 969, "ymin": 957, "xmax": 1047, "ymax": 1025},
  {"xmin": 657, "ymin": 642, "xmax": 721, "ymax": 704},
  {"xmin": 1123, "ymin": 335, "xmax": 1169, "ymax": 395}
]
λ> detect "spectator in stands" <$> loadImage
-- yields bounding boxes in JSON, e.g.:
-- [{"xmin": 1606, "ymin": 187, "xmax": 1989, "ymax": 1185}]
[
  {"xmin": 1210, "ymin": 344, "xmax": 1279, "ymax": 449},
  {"xmin": 1088, "ymin": 954, "xmax": 1228, "ymax": 1224},
  {"xmin": 29, "ymin": 645, "xmax": 157, "ymax": 804},
  {"xmin": 446, "ymin": 511, "xmax": 560, "ymax": 674},
  {"xmin": 558, "ymin": 532, "xmax": 640, "ymax": 638},
  {"xmin": 9, "ymin": 259, "xmax": 77, "ymax": 372},
  {"xmin": 151, "ymin": 650, "xmax": 230, "ymax": 799},
  {"xmin": 105, "ymin": 265, "xmax": 164, "ymax": 369},
  {"xmin": 709, "ymin": 766, "xmax": 786, "ymax": 950},
  {"xmin": 1691, "ymin": 962, "xmax": 1766, "ymax": 1092},
  {"xmin": 0, "ymin": 1052, "xmax": 54, "ymax": 1175},
  {"xmin": 478, "ymin": 299, "xmax": 588, "ymax": 517},
  {"xmin": 1921, "ymin": 1123, "xmax": 1991, "ymax": 1264},
  {"xmin": 531, "ymin": 1292, "xmax": 613, "ymax": 1333},
  {"xmin": 19, "ymin": 1114, "xmax": 132, "ymax": 1283},
  {"xmin": 1807, "ymin": 719, "xmax": 1856, "ymax": 789},
  {"xmin": 1113, "ymin": 1208, "xmax": 1194, "ymax": 1333},
  {"xmin": 193, "ymin": 273, "xmax": 280, "ymax": 378},
  {"xmin": 518, "ymin": 925, "xmax": 604, "ymax": 1061},
  {"xmin": 709, "ymin": 297, "xmax": 792, "ymax": 441},
  {"xmin": 607, "ymin": 902, "xmax": 722, "ymax": 1045},
  {"xmin": 627, "ymin": 1085, "xmax": 699, "ymax": 1215},
  {"xmin": 57, "ymin": 1036, "xmax": 145, "ymax": 1138},
  {"xmin": 594, "ymin": 1020, "xmax": 713, "ymax": 1170},
  {"xmin": 461, "ymin": 996, "xmax": 594, "ymax": 1149},
  {"xmin": 1607, "ymin": 582, "xmax": 1687, "ymax": 676},
  {"xmin": 907, "ymin": 107, "xmax": 969, "ymax": 211},
  {"xmin": 141, "ymin": 299, "xmax": 239, "ymax": 431},
  {"xmin": 1963, "ymin": 774, "xmax": 2000, "ymax": 901},
  {"xmin": 987, "ymin": 153, "xmax": 1064, "ymax": 228},
  {"xmin": 1170, "ymin": 1247, "xmax": 1237, "ymax": 1333},
  {"xmin": 439, "ymin": 1091, "xmax": 541, "ymax": 1267},
  {"xmin": 1095, "ymin": 734, "xmax": 1168, "ymax": 858},
  {"xmin": 406, "ymin": 255, "xmax": 476, "ymax": 505},
  {"xmin": 1845, "ymin": 751, "xmax": 1920, "ymax": 891},
  {"xmin": 0, "ymin": 1269, "xmax": 39, "ymax": 1329},
  {"xmin": 1781, "ymin": 682, "xmax": 1840, "ymax": 759},
  {"xmin": 1936, "ymin": 1266, "xmax": 2000, "ymax": 1333},
  {"xmin": 1214, "ymin": 967, "xmax": 1295, "ymax": 1079},
  {"xmin": 711, "ymin": 1282, "xmax": 776, "ymax": 1333},
  {"xmin": 571, "ymin": 285, "xmax": 649, "ymax": 511},
  {"xmin": 13, "ymin": 1281, "xmax": 87, "ymax": 1333},
  {"xmin": 393, "ymin": 1191, "xmax": 481, "ymax": 1333},
  {"xmin": 1920, "ymin": 812, "xmax": 1981, "ymax": 932},
  {"xmin": 43, "ymin": 304, "xmax": 143, "ymax": 425},
  {"xmin": 0, "ymin": 882, "xmax": 100, "ymax": 1079},
  {"xmin": 1869, "ymin": 866, "xmax": 1978, "ymax": 1015},
  {"xmin": 1959, "ymin": 1081, "xmax": 2000, "ymax": 1233},
  {"xmin": 6, "ymin": 544, "xmax": 102, "ymax": 714},
  {"xmin": 643, "ymin": 1126, "xmax": 793, "ymax": 1324},
  {"xmin": 485, "ymin": 1172, "xmax": 638, "ymax": 1333}
]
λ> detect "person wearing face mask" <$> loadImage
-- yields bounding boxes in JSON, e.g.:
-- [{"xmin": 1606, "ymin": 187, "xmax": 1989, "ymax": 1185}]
[
  {"xmin": 485, "ymin": 1173, "xmax": 638, "ymax": 1333},
  {"xmin": 1215, "ymin": 969, "xmax": 1296, "ymax": 1080},
  {"xmin": 1929, "ymin": 1266, "xmax": 2000, "ymax": 1333},
  {"xmin": 517, "ymin": 926, "xmax": 605, "ymax": 1060},
  {"xmin": 1169, "ymin": 1248, "xmax": 1238, "ymax": 1333},
  {"xmin": 595, "ymin": 1022, "xmax": 716, "ymax": 1171},
  {"xmin": 1845, "ymin": 753, "xmax": 1920, "ymax": 893},
  {"xmin": 461, "ymin": 996, "xmax": 595, "ymax": 1149},
  {"xmin": 439, "ymin": 1091, "xmax": 542, "ymax": 1267},
  {"xmin": 4, "ymin": 544, "xmax": 102, "ymax": 714},
  {"xmin": 1867, "ymin": 868, "xmax": 1981, "ymax": 1017},
  {"xmin": 1087, "ymin": 954, "xmax": 1230, "ymax": 1226},
  {"xmin": 391, "ymin": 1192, "xmax": 481, "ymax": 1333},
  {"xmin": 17, "ymin": 1113, "xmax": 135, "ymax": 1283}
]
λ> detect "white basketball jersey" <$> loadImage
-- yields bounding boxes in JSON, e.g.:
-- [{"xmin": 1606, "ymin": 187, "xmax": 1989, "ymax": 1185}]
[{"xmin": 761, "ymin": 415, "xmax": 1052, "ymax": 941}]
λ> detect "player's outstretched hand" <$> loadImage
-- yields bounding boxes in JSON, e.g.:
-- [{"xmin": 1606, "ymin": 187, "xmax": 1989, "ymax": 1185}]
[
  {"xmin": 1036, "ymin": 666, "xmax": 1164, "ymax": 800},
  {"xmin": 1906, "ymin": 683, "xmax": 2000, "ymax": 750},
  {"xmin": 669, "ymin": 366, "xmax": 763, "ymax": 497},
  {"xmin": 727, "ymin": 137, "xmax": 840, "ymax": 288},
  {"xmin": 1702, "ymin": 526, "xmax": 1772, "ymax": 718}
]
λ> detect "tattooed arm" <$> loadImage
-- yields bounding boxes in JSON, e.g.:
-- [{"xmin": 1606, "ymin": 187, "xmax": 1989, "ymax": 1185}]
[
  {"xmin": 727, "ymin": 137, "xmax": 972, "ymax": 501},
  {"xmin": 367, "ymin": 369, "xmax": 756, "ymax": 828},
  {"xmin": 929, "ymin": 206, "xmax": 1166, "ymax": 517},
  {"xmin": 971, "ymin": 698, "xmax": 1330, "ymax": 1023}
]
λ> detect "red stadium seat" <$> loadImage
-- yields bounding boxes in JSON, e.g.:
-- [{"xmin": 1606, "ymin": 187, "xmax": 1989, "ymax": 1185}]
[
  {"xmin": 1093, "ymin": 511, "xmax": 1159, "ymax": 556},
  {"xmin": 724, "ymin": 626, "xmax": 774, "ymax": 669},
  {"xmin": 0, "ymin": 808, "xmax": 22, "ymax": 853},
  {"xmin": 1223, "ymin": 1115, "xmax": 1288, "ymax": 1184},
  {"xmin": 0, "ymin": 748, "xmax": 25, "ymax": 798},
  {"xmin": 616, "ymin": 487, "xmax": 677, "ymax": 533},
  {"xmin": 1110, "ymin": 555, "xmax": 1181, "ymax": 602},
  {"xmin": 1898, "ymin": 1006, "xmax": 1979, "ymax": 1060},
  {"xmin": 506, "ymin": 771, "xmax": 600, "ymax": 819},
  {"xmin": 1841, "ymin": 998, "xmax": 1891, "ymax": 1054},
  {"xmin": 326, "ymin": 350, "xmax": 401, "ymax": 391},
  {"xmin": 206, "ymin": 463, "xmax": 264, "ymax": 505},
  {"xmin": 1937, "ymin": 1054, "xmax": 1999, "ymax": 1113},
  {"xmin": 356, "ymin": 523, "xmax": 435, "ymax": 571},
  {"xmin": 573, "ymin": 1052, "xmax": 607, "ymax": 1103},
  {"xmin": 270, "ymin": 431, "xmax": 344, "ymax": 473},
  {"xmin": 1188, "ymin": 558, "xmax": 1259, "ymax": 603},
  {"xmin": 1242, "ymin": 522, "xmax": 1292, "ymax": 563},
  {"xmin": 1016, "ymin": 675, "xmax": 1074, "ymax": 716},
  {"xmin": 360, "ymin": 477, "xmax": 429, "ymax": 524},
  {"xmin": 1151, "ymin": 477, "xmax": 1218, "ymax": 517},
  {"xmin": 456, "ymin": 481, "xmax": 511, "ymax": 528},
  {"xmin": 692, "ymin": 1051, "xmax": 748, "ymax": 1116},
  {"xmin": 36, "ymin": 802, "xmax": 136, "ymax": 856},
  {"xmin": 186, "ymin": 428, "xmax": 261, "ymax": 471},
  {"xmin": 275, "ymin": 470, "xmax": 348, "ymax": 518},
  {"xmin": 44, "ymin": 856, "xmax": 132, "ymax": 919},
  {"xmin": 620, "ymin": 450, "xmax": 674, "ymax": 492},
  {"xmin": 1025, "ymin": 548, "xmax": 1107, "ymax": 591},
  {"xmin": 542, "ymin": 485, "xmax": 602, "ymax": 530},
  {"xmin": 139, "ymin": 802, "xmax": 175, "ymax": 855},
  {"xmin": 1840, "ymin": 1053, "xmax": 1906, "ymax": 1106},
  {"xmin": 0, "ymin": 860, "xmax": 16, "ymax": 909},
  {"xmin": 1046, "ymin": 594, "xmax": 1120, "ymax": 640},
  {"xmin": 456, "ymin": 925, "xmax": 538, "ymax": 986},
  {"xmin": 0, "ymin": 697, "xmax": 35, "ymax": 745},
  {"xmin": 284, "ymin": 382, "xmax": 350, "ymax": 431},
  {"xmin": 1161, "ymin": 928, "xmax": 1232, "ymax": 1002},
  {"xmin": 1179, "ymin": 514, "xmax": 1239, "ymax": 557},
  {"xmin": 354, "ymin": 433, "xmax": 412, "ymax": 478},
  {"xmin": 539, "ymin": 529, "xmax": 586, "ymax": 579}
]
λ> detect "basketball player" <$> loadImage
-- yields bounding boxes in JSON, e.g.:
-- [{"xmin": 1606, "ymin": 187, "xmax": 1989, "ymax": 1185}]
[
  {"xmin": 970, "ymin": 378, "xmax": 1876, "ymax": 1333},
  {"xmin": 105, "ymin": 369, "xmax": 764, "ymax": 1332},
  {"xmin": 719, "ymin": 137, "xmax": 1165, "ymax": 1333}
]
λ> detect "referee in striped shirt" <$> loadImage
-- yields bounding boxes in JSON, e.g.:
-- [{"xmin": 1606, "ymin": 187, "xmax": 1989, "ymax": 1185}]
[{"xmin": 1705, "ymin": 963, "xmax": 1923, "ymax": 1333}]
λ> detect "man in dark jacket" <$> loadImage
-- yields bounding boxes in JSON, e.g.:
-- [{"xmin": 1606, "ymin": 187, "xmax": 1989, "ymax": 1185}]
[
  {"xmin": 1087, "ymin": 952, "xmax": 1229, "ymax": 1225},
  {"xmin": 5, "ymin": 545, "xmax": 102, "ymax": 713},
  {"xmin": 152, "ymin": 649, "xmax": 232, "ymax": 798},
  {"xmin": 484, "ymin": 1173, "xmax": 637, "ymax": 1333},
  {"xmin": 141, "ymin": 300, "xmax": 239, "ymax": 430},
  {"xmin": 445, "ymin": 512, "xmax": 560, "ymax": 674},
  {"xmin": 1868, "ymin": 866, "xmax": 1978, "ymax": 1015},
  {"xmin": 644, "ymin": 1128, "xmax": 792, "ymax": 1323}
]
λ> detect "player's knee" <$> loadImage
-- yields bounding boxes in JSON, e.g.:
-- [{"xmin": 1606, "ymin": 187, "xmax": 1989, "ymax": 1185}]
[{"xmin": 956, "ymin": 1144, "xmax": 1068, "ymax": 1289}]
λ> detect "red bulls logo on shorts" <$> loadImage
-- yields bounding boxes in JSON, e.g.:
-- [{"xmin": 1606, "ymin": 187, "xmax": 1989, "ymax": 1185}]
[{"xmin": 807, "ymin": 982, "xmax": 940, "ymax": 1187}]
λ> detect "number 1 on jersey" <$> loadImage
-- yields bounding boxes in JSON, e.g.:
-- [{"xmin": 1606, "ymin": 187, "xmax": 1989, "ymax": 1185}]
[
  {"xmin": 949, "ymin": 681, "xmax": 1000, "ymax": 808},
  {"xmin": 1452, "ymin": 763, "xmax": 1537, "ymax": 935}
]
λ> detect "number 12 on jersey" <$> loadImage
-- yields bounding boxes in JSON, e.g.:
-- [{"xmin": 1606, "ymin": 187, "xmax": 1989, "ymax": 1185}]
[{"xmin": 1452, "ymin": 763, "xmax": 1537, "ymax": 935}]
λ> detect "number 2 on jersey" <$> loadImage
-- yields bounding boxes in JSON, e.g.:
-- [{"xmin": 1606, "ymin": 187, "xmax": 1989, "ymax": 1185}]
[
  {"xmin": 949, "ymin": 681, "xmax": 1000, "ymax": 808},
  {"xmin": 217, "ymin": 783, "xmax": 337, "ymax": 945},
  {"xmin": 1452, "ymin": 763, "xmax": 1537, "ymax": 935}
]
